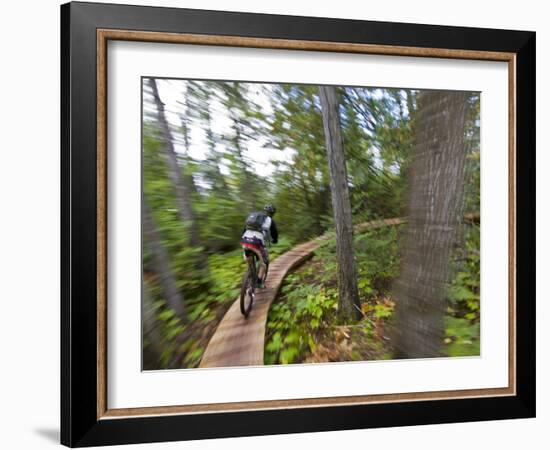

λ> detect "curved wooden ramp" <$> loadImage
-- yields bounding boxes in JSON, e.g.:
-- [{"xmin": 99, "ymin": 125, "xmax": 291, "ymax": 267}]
[{"xmin": 199, "ymin": 218, "xmax": 404, "ymax": 368}]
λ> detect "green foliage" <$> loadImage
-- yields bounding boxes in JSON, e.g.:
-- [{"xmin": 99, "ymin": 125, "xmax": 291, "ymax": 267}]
[
  {"xmin": 265, "ymin": 281, "xmax": 338, "ymax": 364},
  {"xmin": 443, "ymin": 317, "xmax": 480, "ymax": 357},
  {"xmin": 315, "ymin": 226, "xmax": 400, "ymax": 301},
  {"xmin": 265, "ymin": 226, "xmax": 401, "ymax": 364},
  {"xmin": 343, "ymin": 88, "xmax": 414, "ymax": 220},
  {"xmin": 439, "ymin": 222, "xmax": 481, "ymax": 358},
  {"xmin": 142, "ymin": 293, "xmax": 187, "ymax": 369},
  {"xmin": 447, "ymin": 224, "xmax": 480, "ymax": 322}
]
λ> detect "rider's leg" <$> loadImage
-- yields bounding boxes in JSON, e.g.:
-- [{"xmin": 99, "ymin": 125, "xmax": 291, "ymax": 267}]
[
  {"xmin": 256, "ymin": 259, "xmax": 266, "ymax": 286},
  {"xmin": 262, "ymin": 247, "xmax": 269, "ymax": 281},
  {"xmin": 247, "ymin": 247, "xmax": 265, "ymax": 286},
  {"xmin": 252, "ymin": 247, "xmax": 267, "ymax": 287}
]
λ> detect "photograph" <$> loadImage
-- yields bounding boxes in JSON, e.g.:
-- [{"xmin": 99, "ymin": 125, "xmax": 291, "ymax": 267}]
[{"xmin": 141, "ymin": 77, "xmax": 481, "ymax": 370}]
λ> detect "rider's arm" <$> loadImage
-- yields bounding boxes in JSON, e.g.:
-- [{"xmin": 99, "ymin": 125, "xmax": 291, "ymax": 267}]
[{"xmin": 270, "ymin": 220, "xmax": 278, "ymax": 244}]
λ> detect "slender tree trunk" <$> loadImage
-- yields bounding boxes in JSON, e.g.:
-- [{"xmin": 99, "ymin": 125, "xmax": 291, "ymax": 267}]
[
  {"xmin": 232, "ymin": 124, "xmax": 257, "ymax": 209},
  {"xmin": 148, "ymin": 78, "xmax": 202, "ymax": 250},
  {"xmin": 319, "ymin": 86, "xmax": 361, "ymax": 321},
  {"xmin": 177, "ymin": 88, "xmax": 204, "ymax": 201},
  {"xmin": 392, "ymin": 90, "xmax": 469, "ymax": 359},
  {"xmin": 201, "ymin": 89, "xmax": 230, "ymax": 193},
  {"xmin": 205, "ymin": 120, "xmax": 229, "ymax": 193},
  {"xmin": 142, "ymin": 196, "xmax": 187, "ymax": 323},
  {"xmin": 406, "ymin": 90, "xmax": 416, "ymax": 118},
  {"xmin": 297, "ymin": 170, "xmax": 313, "ymax": 209}
]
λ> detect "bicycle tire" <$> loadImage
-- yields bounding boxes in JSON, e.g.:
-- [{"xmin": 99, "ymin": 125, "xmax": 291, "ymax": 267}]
[{"xmin": 240, "ymin": 255, "xmax": 256, "ymax": 317}]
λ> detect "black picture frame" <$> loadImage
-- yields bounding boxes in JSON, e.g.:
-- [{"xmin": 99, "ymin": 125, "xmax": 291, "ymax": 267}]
[{"xmin": 61, "ymin": 1, "xmax": 535, "ymax": 447}]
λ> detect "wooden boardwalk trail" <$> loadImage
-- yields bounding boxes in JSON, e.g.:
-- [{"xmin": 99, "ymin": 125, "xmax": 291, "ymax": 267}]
[{"xmin": 199, "ymin": 218, "xmax": 404, "ymax": 368}]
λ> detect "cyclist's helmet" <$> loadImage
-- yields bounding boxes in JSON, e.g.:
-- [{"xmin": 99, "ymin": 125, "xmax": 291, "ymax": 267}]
[{"xmin": 264, "ymin": 204, "xmax": 276, "ymax": 216}]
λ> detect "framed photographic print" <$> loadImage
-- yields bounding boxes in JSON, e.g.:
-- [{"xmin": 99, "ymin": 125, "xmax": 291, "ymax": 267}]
[{"xmin": 60, "ymin": 1, "xmax": 535, "ymax": 447}]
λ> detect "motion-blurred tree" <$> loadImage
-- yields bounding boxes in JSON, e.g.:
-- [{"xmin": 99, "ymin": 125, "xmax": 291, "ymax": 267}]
[
  {"xmin": 148, "ymin": 78, "xmax": 206, "ymax": 267},
  {"xmin": 267, "ymin": 85, "xmax": 331, "ymax": 240},
  {"xmin": 142, "ymin": 195, "xmax": 187, "ymax": 323},
  {"xmin": 319, "ymin": 85, "xmax": 361, "ymax": 321},
  {"xmin": 392, "ymin": 90, "xmax": 469, "ymax": 358},
  {"xmin": 217, "ymin": 81, "xmax": 265, "ymax": 210}
]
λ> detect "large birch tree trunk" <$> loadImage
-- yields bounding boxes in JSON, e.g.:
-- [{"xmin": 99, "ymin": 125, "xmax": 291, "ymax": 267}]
[
  {"xmin": 319, "ymin": 86, "xmax": 361, "ymax": 321},
  {"xmin": 392, "ymin": 90, "xmax": 469, "ymax": 358}
]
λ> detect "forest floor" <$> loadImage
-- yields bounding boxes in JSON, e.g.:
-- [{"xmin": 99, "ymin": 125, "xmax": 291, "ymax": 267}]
[{"xmin": 264, "ymin": 223, "xmax": 481, "ymax": 365}]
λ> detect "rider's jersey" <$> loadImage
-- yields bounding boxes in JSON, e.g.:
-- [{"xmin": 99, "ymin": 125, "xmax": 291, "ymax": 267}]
[{"xmin": 242, "ymin": 215, "xmax": 272, "ymax": 245}]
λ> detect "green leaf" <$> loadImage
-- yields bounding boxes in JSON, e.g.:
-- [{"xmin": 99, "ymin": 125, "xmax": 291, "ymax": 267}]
[{"xmin": 280, "ymin": 347, "xmax": 299, "ymax": 364}]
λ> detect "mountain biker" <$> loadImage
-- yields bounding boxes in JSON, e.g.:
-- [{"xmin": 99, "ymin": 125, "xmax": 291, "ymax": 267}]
[{"xmin": 240, "ymin": 204, "xmax": 278, "ymax": 289}]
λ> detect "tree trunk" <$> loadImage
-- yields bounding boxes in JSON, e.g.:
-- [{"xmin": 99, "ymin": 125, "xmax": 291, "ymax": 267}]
[
  {"xmin": 392, "ymin": 90, "xmax": 469, "ymax": 359},
  {"xmin": 406, "ymin": 90, "xmax": 417, "ymax": 118},
  {"xmin": 142, "ymin": 196, "xmax": 187, "ymax": 323},
  {"xmin": 232, "ymin": 124, "xmax": 257, "ymax": 209},
  {"xmin": 297, "ymin": 170, "xmax": 313, "ymax": 209},
  {"xmin": 148, "ymin": 78, "xmax": 202, "ymax": 250},
  {"xmin": 200, "ymin": 85, "xmax": 230, "ymax": 194},
  {"xmin": 319, "ymin": 86, "xmax": 361, "ymax": 322},
  {"xmin": 204, "ymin": 119, "xmax": 230, "ymax": 194}
]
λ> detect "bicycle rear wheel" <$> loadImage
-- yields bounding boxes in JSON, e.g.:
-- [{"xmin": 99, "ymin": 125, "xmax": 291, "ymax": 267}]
[{"xmin": 240, "ymin": 256, "xmax": 257, "ymax": 317}]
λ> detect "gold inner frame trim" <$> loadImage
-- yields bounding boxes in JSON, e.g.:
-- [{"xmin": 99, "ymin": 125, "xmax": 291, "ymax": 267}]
[{"xmin": 96, "ymin": 28, "xmax": 517, "ymax": 420}]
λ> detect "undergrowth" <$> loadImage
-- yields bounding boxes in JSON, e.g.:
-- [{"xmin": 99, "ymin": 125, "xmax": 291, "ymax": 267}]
[{"xmin": 264, "ymin": 224, "xmax": 480, "ymax": 365}]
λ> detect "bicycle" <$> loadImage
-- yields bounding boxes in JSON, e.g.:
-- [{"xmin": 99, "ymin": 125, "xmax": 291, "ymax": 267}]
[{"xmin": 240, "ymin": 238, "xmax": 270, "ymax": 318}]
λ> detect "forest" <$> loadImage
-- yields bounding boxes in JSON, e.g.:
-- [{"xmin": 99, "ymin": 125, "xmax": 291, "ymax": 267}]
[{"xmin": 141, "ymin": 77, "xmax": 480, "ymax": 370}]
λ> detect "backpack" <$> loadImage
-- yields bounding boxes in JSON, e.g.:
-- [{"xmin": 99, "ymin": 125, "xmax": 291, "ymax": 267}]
[{"xmin": 245, "ymin": 212, "xmax": 267, "ymax": 232}]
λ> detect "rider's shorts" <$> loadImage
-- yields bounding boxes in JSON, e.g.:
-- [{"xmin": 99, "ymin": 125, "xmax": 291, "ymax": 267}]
[{"xmin": 240, "ymin": 236, "xmax": 269, "ymax": 265}]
